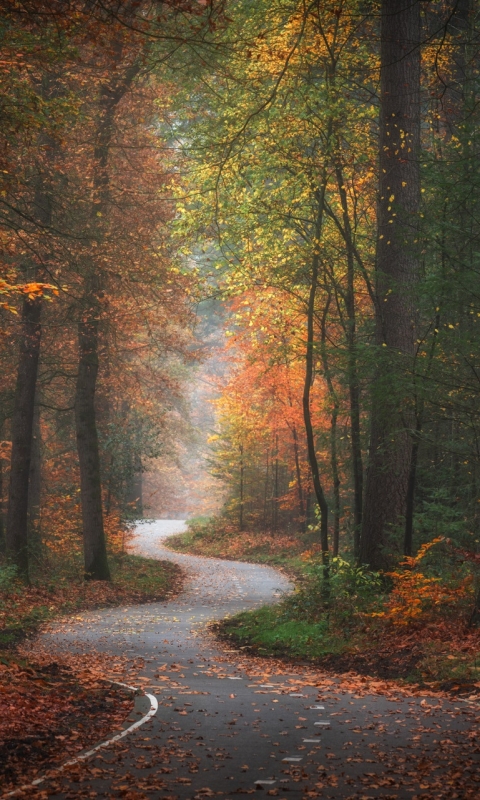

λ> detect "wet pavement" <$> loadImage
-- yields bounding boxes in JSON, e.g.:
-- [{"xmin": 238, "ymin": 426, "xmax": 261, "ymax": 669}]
[{"xmin": 19, "ymin": 520, "xmax": 480, "ymax": 799}]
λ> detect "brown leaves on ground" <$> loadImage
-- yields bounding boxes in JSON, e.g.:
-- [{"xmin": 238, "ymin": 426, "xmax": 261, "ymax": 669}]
[
  {"xmin": 0, "ymin": 557, "xmax": 184, "ymax": 645},
  {"xmin": 213, "ymin": 631, "xmax": 480, "ymax": 701},
  {"xmin": 313, "ymin": 621, "xmax": 480, "ymax": 695},
  {"xmin": 0, "ymin": 653, "xmax": 134, "ymax": 793},
  {"xmin": 169, "ymin": 524, "xmax": 303, "ymax": 569}
]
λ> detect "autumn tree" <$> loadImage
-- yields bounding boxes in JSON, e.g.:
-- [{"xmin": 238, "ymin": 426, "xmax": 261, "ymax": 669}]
[{"xmin": 360, "ymin": 0, "xmax": 421, "ymax": 569}]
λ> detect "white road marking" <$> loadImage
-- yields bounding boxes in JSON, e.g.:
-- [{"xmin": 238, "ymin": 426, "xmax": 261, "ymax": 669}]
[{"xmin": 2, "ymin": 684, "xmax": 158, "ymax": 799}]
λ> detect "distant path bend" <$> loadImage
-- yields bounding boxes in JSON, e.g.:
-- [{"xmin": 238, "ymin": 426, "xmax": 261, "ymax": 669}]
[{"xmin": 130, "ymin": 518, "xmax": 291, "ymax": 616}]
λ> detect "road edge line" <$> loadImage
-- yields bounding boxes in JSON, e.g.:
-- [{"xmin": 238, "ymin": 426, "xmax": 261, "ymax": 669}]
[{"xmin": 2, "ymin": 682, "xmax": 158, "ymax": 799}]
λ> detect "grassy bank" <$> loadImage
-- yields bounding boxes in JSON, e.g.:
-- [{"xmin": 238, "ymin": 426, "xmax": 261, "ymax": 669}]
[
  {"xmin": 170, "ymin": 517, "xmax": 480, "ymax": 693},
  {"xmin": 216, "ymin": 604, "xmax": 480, "ymax": 692}
]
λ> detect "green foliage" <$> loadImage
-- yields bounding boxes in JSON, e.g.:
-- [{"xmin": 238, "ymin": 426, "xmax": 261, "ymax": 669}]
[
  {"xmin": 283, "ymin": 556, "xmax": 383, "ymax": 628},
  {"xmin": 0, "ymin": 564, "xmax": 17, "ymax": 593}
]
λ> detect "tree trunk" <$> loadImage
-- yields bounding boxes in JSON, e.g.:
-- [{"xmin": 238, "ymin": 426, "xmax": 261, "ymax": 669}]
[
  {"xmin": 0, "ymin": 423, "xmax": 5, "ymax": 553},
  {"xmin": 334, "ymin": 164, "xmax": 363, "ymax": 560},
  {"xmin": 74, "ymin": 57, "xmax": 141, "ymax": 578},
  {"xmin": 291, "ymin": 423, "xmax": 306, "ymax": 533},
  {"xmin": 404, "ymin": 425, "xmax": 421, "ymax": 557},
  {"xmin": 239, "ymin": 443, "xmax": 244, "ymax": 531},
  {"xmin": 125, "ymin": 454, "xmax": 143, "ymax": 517},
  {"xmin": 6, "ymin": 296, "xmax": 42, "ymax": 581},
  {"xmin": 263, "ymin": 449, "xmax": 269, "ymax": 530},
  {"xmin": 360, "ymin": 0, "xmax": 421, "ymax": 570},
  {"xmin": 75, "ymin": 319, "xmax": 110, "ymax": 580},
  {"xmin": 303, "ymin": 189, "xmax": 329, "ymax": 566},
  {"xmin": 28, "ymin": 396, "xmax": 42, "ymax": 549},
  {"xmin": 319, "ymin": 294, "xmax": 340, "ymax": 557},
  {"xmin": 273, "ymin": 433, "xmax": 279, "ymax": 532}
]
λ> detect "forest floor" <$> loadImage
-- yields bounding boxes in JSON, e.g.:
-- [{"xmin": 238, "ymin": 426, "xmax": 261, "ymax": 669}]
[
  {"xmin": 167, "ymin": 523, "xmax": 308, "ymax": 575},
  {"xmin": 0, "ymin": 551, "xmax": 184, "ymax": 791},
  {"xmin": 168, "ymin": 524, "xmax": 480, "ymax": 696}
]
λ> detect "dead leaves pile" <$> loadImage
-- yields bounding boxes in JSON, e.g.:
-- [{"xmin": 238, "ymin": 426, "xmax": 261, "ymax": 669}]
[{"xmin": 0, "ymin": 651, "xmax": 134, "ymax": 794}]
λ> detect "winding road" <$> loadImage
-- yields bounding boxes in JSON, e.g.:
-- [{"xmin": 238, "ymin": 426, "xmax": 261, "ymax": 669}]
[{"xmin": 25, "ymin": 521, "xmax": 480, "ymax": 798}]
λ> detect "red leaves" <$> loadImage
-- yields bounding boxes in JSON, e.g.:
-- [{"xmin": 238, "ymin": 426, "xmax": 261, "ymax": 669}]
[{"xmin": 0, "ymin": 655, "xmax": 133, "ymax": 793}]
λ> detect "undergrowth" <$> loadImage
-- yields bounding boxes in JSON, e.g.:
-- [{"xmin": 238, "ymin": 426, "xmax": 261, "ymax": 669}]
[{"xmin": 176, "ymin": 516, "xmax": 480, "ymax": 689}]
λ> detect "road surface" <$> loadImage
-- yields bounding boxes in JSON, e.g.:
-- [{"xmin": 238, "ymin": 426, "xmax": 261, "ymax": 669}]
[{"xmin": 26, "ymin": 520, "xmax": 480, "ymax": 798}]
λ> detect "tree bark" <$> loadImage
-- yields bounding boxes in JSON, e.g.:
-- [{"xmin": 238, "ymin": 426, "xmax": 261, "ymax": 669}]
[
  {"xmin": 360, "ymin": 0, "xmax": 421, "ymax": 569},
  {"xmin": 75, "ymin": 319, "xmax": 110, "ymax": 580},
  {"xmin": 334, "ymin": 164, "xmax": 363, "ymax": 559},
  {"xmin": 273, "ymin": 433, "xmax": 279, "ymax": 532},
  {"xmin": 320, "ymin": 295, "xmax": 340, "ymax": 558},
  {"xmin": 125, "ymin": 453, "xmax": 143, "ymax": 517},
  {"xmin": 291, "ymin": 422, "xmax": 306, "ymax": 533},
  {"xmin": 6, "ymin": 296, "xmax": 42, "ymax": 580},
  {"xmin": 0, "ymin": 446, "xmax": 4, "ymax": 553},
  {"xmin": 404, "ymin": 423, "xmax": 421, "ymax": 556},
  {"xmin": 303, "ymin": 188, "xmax": 329, "ymax": 566}
]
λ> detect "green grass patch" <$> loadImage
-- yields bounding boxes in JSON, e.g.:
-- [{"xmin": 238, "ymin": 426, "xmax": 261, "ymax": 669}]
[{"xmin": 218, "ymin": 604, "xmax": 352, "ymax": 660}]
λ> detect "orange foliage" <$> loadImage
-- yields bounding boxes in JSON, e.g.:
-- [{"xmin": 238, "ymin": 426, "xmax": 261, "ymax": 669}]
[{"xmin": 373, "ymin": 539, "xmax": 472, "ymax": 626}]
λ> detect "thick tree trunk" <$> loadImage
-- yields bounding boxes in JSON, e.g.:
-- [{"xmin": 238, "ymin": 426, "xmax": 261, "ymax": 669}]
[
  {"xmin": 303, "ymin": 210, "xmax": 329, "ymax": 565},
  {"xmin": 75, "ymin": 319, "xmax": 110, "ymax": 580},
  {"xmin": 404, "ymin": 425, "xmax": 421, "ymax": 557},
  {"xmin": 6, "ymin": 296, "xmax": 42, "ymax": 580},
  {"xmin": 360, "ymin": 0, "xmax": 421, "ymax": 569},
  {"xmin": 319, "ymin": 296, "xmax": 340, "ymax": 557},
  {"xmin": 0, "ymin": 422, "xmax": 5, "ymax": 553},
  {"xmin": 74, "ymin": 57, "xmax": 140, "ymax": 577}
]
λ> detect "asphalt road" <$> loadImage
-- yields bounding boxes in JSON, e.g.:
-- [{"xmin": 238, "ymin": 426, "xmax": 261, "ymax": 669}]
[{"xmin": 29, "ymin": 520, "xmax": 479, "ymax": 799}]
